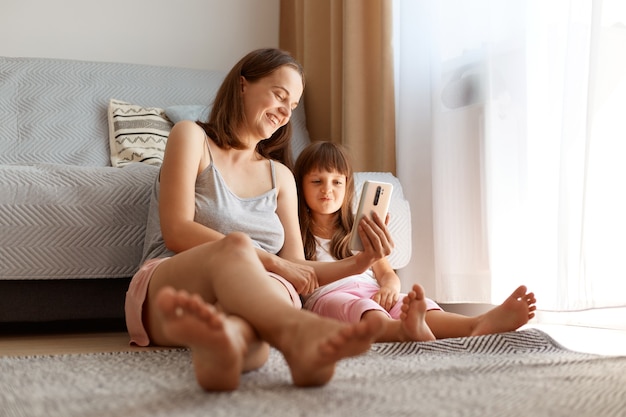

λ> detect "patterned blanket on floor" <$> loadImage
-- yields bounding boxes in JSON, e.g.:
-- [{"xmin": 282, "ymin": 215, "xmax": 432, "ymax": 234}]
[{"xmin": 1, "ymin": 328, "xmax": 625, "ymax": 417}]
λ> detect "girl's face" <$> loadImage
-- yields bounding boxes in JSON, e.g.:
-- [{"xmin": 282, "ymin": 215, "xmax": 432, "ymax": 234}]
[
  {"xmin": 302, "ymin": 168, "xmax": 347, "ymax": 216},
  {"xmin": 241, "ymin": 66, "xmax": 303, "ymax": 141}
]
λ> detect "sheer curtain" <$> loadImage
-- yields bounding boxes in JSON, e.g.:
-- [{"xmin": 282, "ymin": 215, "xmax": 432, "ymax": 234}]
[{"xmin": 394, "ymin": 0, "xmax": 626, "ymax": 324}]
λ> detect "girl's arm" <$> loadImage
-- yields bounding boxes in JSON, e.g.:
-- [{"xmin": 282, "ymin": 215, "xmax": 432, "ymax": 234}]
[
  {"xmin": 309, "ymin": 213, "xmax": 395, "ymax": 286},
  {"xmin": 371, "ymin": 257, "xmax": 402, "ymax": 311}
]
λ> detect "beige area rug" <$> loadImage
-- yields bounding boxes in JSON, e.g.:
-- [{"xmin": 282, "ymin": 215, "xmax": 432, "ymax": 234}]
[{"xmin": 1, "ymin": 329, "xmax": 625, "ymax": 417}]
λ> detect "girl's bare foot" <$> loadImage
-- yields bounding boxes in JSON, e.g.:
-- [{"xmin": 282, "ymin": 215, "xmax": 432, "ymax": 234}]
[
  {"xmin": 155, "ymin": 286, "xmax": 260, "ymax": 391},
  {"xmin": 279, "ymin": 311, "xmax": 386, "ymax": 387},
  {"xmin": 398, "ymin": 284, "xmax": 436, "ymax": 342},
  {"xmin": 471, "ymin": 285, "xmax": 537, "ymax": 336}
]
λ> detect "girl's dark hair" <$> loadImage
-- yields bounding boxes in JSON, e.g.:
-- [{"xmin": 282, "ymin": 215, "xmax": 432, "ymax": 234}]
[
  {"xmin": 197, "ymin": 48, "xmax": 305, "ymax": 169},
  {"xmin": 293, "ymin": 141, "xmax": 355, "ymax": 260}
]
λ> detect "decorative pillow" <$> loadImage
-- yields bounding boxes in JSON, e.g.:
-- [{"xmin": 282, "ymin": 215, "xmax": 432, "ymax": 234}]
[
  {"xmin": 107, "ymin": 99, "xmax": 173, "ymax": 168},
  {"xmin": 164, "ymin": 104, "xmax": 211, "ymax": 124}
]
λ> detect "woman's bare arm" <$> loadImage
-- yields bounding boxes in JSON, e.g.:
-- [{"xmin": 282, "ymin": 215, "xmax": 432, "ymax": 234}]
[{"xmin": 159, "ymin": 121, "xmax": 227, "ymax": 253}]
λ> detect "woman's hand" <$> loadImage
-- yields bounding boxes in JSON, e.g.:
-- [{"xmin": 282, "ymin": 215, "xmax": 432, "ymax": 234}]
[{"xmin": 270, "ymin": 256, "xmax": 319, "ymax": 296}]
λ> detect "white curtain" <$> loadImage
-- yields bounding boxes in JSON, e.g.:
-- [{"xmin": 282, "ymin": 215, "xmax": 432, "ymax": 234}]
[{"xmin": 394, "ymin": 0, "xmax": 626, "ymax": 317}]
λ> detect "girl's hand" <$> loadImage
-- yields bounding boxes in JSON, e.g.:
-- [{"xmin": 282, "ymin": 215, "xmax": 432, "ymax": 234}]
[
  {"xmin": 371, "ymin": 286, "xmax": 400, "ymax": 311},
  {"xmin": 355, "ymin": 212, "xmax": 395, "ymax": 270},
  {"xmin": 271, "ymin": 257, "xmax": 319, "ymax": 296}
]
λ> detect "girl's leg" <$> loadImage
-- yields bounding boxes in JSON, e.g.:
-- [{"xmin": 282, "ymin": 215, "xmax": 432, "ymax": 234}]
[
  {"xmin": 311, "ymin": 283, "xmax": 435, "ymax": 342},
  {"xmin": 425, "ymin": 285, "xmax": 537, "ymax": 339},
  {"xmin": 308, "ymin": 282, "xmax": 378, "ymax": 323},
  {"xmin": 368, "ymin": 284, "xmax": 435, "ymax": 342},
  {"xmin": 145, "ymin": 232, "xmax": 385, "ymax": 390},
  {"xmin": 310, "ymin": 288, "xmax": 400, "ymax": 341}
]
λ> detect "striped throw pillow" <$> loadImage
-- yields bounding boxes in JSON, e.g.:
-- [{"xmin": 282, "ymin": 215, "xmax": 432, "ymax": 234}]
[{"xmin": 107, "ymin": 99, "xmax": 173, "ymax": 168}]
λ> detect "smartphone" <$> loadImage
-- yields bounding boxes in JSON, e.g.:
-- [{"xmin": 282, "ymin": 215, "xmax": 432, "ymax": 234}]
[{"xmin": 349, "ymin": 180, "xmax": 393, "ymax": 252}]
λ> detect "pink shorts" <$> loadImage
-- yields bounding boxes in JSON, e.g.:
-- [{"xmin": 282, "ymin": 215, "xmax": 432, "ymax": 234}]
[
  {"xmin": 125, "ymin": 257, "xmax": 167, "ymax": 346},
  {"xmin": 124, "ymin": 258, "xmax": 302, "ymax": 347},
  {"xmin": 307, "ymin": 281, "xmax": 441, "ymax": 324}
]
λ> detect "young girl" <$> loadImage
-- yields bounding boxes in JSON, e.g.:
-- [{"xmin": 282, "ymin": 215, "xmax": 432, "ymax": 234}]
[{"xmin": 294, "ymin": 141, "xmax": 537, "ymax": 342}]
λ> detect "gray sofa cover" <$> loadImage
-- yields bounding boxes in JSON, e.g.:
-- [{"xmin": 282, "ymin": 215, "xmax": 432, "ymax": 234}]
[{"xmin": 0, "ymin": 56, "xmax": 410, "ymax": 326}]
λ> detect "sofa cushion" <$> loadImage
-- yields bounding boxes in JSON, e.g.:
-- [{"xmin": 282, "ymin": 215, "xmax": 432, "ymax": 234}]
[
  {"xmin": 0, "ymin": 57, "xmax": 226, "ymax": 166},
  {"xmin": 108, "ymin": 99, "xmax": 173, "ymax": 168},
  {"xmin": 0, "ymin": 163, "xmax": 159, "ymax": 279},
  {"xmin": 164, "ymin": 104, "xmax": 211, "ymax": 124}
]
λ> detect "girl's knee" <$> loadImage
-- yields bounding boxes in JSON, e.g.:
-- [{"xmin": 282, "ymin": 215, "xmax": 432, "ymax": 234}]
[
  {"xmin": 388, "ymin": 298, "xmax": 405, "ymax": 320},
  {"xmin": 347, "ymin": 299, "xmax": 390, "ymax": 323}
]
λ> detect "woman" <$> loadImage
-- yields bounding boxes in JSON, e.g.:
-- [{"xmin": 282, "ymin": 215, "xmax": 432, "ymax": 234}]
[{"xmin": 124, "ymin": 48, "xmax": 392, "ymax": 392}]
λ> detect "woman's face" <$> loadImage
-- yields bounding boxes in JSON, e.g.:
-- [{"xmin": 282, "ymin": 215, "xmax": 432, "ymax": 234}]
[
  {"xmin": 302, "ymin": 168, "xmax": 347, "ymax": 216},
  {"xmin": 241, "ymin": 66, "xmax": 303, "ymax": 141}
]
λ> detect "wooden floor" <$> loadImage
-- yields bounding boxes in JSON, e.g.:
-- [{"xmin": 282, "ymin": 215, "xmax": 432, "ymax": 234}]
[
  {"xmin": 1, "ymin": 322, "xmax": 625, "ymax": 357},
  {"xmin": 0, "ymin": 320, "xmax": 167, "ymax": 357},
  {"xmin": 0, "ymin": 331, "xmax": 166, "ymax": 356}
]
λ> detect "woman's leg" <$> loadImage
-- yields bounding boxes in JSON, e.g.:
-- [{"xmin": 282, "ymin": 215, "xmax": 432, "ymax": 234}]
[
  {"xmin": 144, "ymin": 232, "xmax": 385, "ymax": 390},
  {"xmin": 144, "ymin": 235, "xmax": 274, "ymax": 390},
  {"xmin": 151, "ymin": 286, "xmax": 267, "ymax": 391},
  {"xmin": 425, "ymin": 285, "xmax": 537, "ymax": 339}
]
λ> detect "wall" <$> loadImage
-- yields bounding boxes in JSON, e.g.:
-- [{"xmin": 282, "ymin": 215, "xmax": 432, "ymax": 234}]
[{"xmin": 0, "ymin": 0, "xmax": 279, "ymax": 71}]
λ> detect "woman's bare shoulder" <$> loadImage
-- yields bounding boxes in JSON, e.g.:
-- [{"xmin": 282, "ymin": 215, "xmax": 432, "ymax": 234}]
[
  {"xmin": 273, "ymin": 160, "xmax": 295, "ymax": 180},
  {"xmin": 273, "ymin": 161, "xmax": 297, "ymax": 195},
  {"xmin": 170, "ymin": 120, "xmax": 204, "ymax": 135},
  {"xmin": 166, "ymin": 120, "xmax": 206, "ymax": 147}
]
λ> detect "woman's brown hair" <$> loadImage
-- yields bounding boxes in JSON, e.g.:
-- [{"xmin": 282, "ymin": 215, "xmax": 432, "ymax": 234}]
[
  {"xmin": 293, "ymin": 141, "xmax": 356, "ymax": 260},
  {"xmin": 197, "ymin": 48, "xmax": 305, "ymax": 169}
]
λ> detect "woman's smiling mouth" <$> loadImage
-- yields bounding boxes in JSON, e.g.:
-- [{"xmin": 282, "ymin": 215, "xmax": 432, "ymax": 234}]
[{"xmin": 266, "ymin": 113, "xmax": 279, "ymax": 126}]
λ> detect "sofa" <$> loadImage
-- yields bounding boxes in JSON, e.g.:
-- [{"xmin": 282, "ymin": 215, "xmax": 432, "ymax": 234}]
[{"xmin": 0, "ymin": 56, "xmax": 411, "ymax": 328}]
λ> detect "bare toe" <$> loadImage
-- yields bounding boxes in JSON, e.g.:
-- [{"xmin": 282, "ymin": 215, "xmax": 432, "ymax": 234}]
[
  {"xmin": 399, "ymin": 284, "xmax": 435, "ymax": 342},
  {"xmin": 154, "ymin": 287, "xmax": 247, "ymax": 391},
  {"xmin": 471, "ymin": 285, "xmax": 537, "ymax": 336},
  {"xmin": 282, "ymin": 312, "xmax": 385, "ymax": 387}
]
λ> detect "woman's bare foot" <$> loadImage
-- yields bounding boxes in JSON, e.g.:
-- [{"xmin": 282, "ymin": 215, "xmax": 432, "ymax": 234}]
[
  {"xmin": 155, "ymin": 286, "xmax": 264, "ymax": 391},
  {"xmin": 471, "ymin": 285, "xmax": 537, "ymax": 336},
  {"xmin": 279, "ymin": 310, "xmax": 386, "ymax": 387},
  {"xmin": 398, "ymin": 284, "xmax": 436, "ymax": 342}
]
